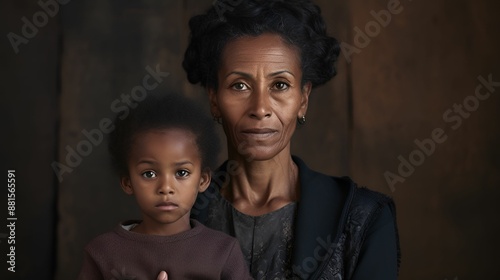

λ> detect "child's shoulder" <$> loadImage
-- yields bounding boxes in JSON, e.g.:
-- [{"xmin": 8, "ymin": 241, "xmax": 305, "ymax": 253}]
[
  {"xmin": 191, "ymin": 219, "xmax": 238, "ymax": 244},
  {"xmin": 190, "ymin": 220, "xmax": 242, "ymax": 259},
  {"xmin": 84, "ymin": 221, "xmax": 136, "ymax": 251},
  {"xmin": 84, "ymin": 229, "xmax": 119, "ymax": 250}
]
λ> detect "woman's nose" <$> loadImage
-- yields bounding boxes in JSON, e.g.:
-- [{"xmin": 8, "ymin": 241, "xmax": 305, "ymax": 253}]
[{"xmin": 249, "ymin": 87, "xmax": 272, "ymax": 120}]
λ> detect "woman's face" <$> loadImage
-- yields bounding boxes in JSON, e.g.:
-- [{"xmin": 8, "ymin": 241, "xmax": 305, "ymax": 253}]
[{"xmin": 209, "ymin": 33, "xmax": 311, "ymax": 161}]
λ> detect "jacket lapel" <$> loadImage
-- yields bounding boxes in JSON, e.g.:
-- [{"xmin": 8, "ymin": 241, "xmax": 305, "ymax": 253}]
[{"xmin": 291, "ymin": 156, "xmax": 352, "ymax": 279}]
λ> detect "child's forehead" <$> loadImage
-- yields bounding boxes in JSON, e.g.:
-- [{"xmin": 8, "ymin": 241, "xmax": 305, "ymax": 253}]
[
  {"xmin": 133, "ymin": 127, "xmax": 196, "ymax": 141},
  {"xmin": 129, "ymin": 128, "xmax": 200, "ymax": 156}
]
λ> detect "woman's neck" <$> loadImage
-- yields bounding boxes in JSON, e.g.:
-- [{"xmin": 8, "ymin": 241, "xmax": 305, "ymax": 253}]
[{"xmin": 222, "ymin": 149, "xmax": 300, "ymax": 216}]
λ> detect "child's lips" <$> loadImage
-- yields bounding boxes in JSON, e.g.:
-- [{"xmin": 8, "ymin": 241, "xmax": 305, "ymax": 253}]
[{"xmin": 155, "ymin": 201, "xmax": 179, "ymax": 211}]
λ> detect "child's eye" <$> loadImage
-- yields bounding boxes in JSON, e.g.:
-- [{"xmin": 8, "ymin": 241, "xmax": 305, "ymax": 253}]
[
  {"xmin": 176, "ymin": 170, "xmax": 190, "ymax": 178},
  {"xmin": 273, "ymin": 82, "xmax": 289, "ymax": 91},
  {"xmin": 142, "ymin": 171, "xmax": 157, "ymax": 179}
]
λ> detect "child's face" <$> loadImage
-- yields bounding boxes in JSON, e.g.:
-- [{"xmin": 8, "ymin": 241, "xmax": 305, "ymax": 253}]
[{"xmin": 121, "ymin": 128, "xmax": 210, "ymax": 236}]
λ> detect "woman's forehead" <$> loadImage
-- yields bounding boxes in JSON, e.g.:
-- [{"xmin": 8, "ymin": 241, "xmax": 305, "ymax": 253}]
[{"xmin": 220, "ymin": 34, "xmax": 301, "ymax": 73}]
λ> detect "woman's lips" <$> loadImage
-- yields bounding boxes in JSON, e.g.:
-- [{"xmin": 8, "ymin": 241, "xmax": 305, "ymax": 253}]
[
  {"xmin": 241, "ymin": 128, "xmax": 278, "ymax": 138},
  {"xmin": 155, "ymin": 201, "xmax": 179, "ymax": 211}
]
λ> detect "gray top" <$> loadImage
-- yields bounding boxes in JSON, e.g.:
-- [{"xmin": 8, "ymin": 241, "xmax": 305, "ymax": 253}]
[{"xmin": 205, "ymin": 190, "xmax": 297, "ymax": 280}]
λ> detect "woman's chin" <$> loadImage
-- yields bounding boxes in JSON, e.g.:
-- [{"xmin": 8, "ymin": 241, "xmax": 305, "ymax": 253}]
[{"xmin": 234, "ymin": 146, "xmax": 287, "ymax": 162}]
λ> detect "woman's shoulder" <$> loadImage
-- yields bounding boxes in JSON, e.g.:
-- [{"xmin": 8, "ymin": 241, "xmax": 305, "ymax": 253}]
[
  {"xmin": 293, "ymin": 155, "xmax": 397, "ymax": 231},
  {"xmin": 293, "ymin": 155, "xmax": 394, "ymax": 204}
]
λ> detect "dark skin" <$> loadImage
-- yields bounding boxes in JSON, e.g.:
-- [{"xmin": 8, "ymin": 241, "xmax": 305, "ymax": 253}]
[
  {"xmin": 124, "ymin": 129, "xmax": 210, "ymax": 280},
  {"xmin": 121, "ymin": 129, "xmax": 210, "ymax": 236},
  {"xmin": 157, "ymin": 32, "xmax": 311, "ymax": 279},
  {"xmin": 208, "ymin": 33, "xmax": 311, "ymax": 216}
]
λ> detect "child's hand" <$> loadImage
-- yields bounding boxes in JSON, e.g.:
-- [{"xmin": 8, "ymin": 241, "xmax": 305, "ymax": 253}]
[{"xmin": 157, "ymin": 271, "xmax": 168, "ymax": 280}]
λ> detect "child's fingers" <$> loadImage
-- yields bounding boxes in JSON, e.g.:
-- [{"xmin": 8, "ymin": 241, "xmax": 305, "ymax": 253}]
[{"xmin": 157, "ymin": 270, "xmax": 168, "ymax": 280}]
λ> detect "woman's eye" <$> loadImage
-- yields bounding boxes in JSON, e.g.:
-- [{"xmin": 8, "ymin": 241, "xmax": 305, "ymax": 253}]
[
  {"xmin": 142, "ymin": 171, "xmax": 157, "ymax": 179},
  {"xmin": 273, "ymin": 82, "xmax": 289, "ymax": 90},
  {"xmin": 176, "ymin": 170, "xmax": 190, "ymax": 177},
  {"xmin": 231, "ymin": 82, "xmax": 249, "ymax": 91}
]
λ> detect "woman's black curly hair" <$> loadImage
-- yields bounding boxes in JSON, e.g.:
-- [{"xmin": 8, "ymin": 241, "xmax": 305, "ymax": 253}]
[
  {"xmin": 108, "ymin": 93, "xmax": 220, "ymax": 177},
  {"xmin": 183, "ymin": 0, "xmax": 340, "ymax": 90}
]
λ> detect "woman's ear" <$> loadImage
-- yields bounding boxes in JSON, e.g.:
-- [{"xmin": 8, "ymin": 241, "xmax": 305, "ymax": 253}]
[
  {"xmin": 120, "ymin": 176, "xmax": 134, "ymax": 195},
  {"xmin": 198, "ymin": 168, "xmax": 212, "ymax": 192},
  {"xmin": 207, "ymin": 87, "xmax": 221, "ymax": 118},
  {"xmin": 299, "ymin": 81, "xmax": 312, "ymax": 117}
]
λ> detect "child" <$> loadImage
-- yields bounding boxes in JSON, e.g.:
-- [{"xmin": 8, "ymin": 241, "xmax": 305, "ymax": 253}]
[{"xmin": 77, "ymin": 93, "xmax": 251, "ymax": 280}]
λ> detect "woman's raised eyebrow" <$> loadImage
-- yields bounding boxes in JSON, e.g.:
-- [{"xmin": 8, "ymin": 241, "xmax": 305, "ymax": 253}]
[
  {"xmin": 225, "ymin": 71, "xmax": 253, "ymax": 79},
  {"xmin": 267, "ymin": 70, "xmax": 294, "ymax": 78}
]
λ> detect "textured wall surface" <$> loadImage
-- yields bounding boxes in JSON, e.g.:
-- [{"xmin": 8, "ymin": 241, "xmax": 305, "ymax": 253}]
[
  {"xmin": 348, "ymin": 1, "xmax": 500, "ymax": 279},
  {"xmin": 0, "ymin": 1, "xmax": 59, "ymax": 279},
  {"xmin": 1, "ymin": 0, "xmax": 499, "ymax": 279}
]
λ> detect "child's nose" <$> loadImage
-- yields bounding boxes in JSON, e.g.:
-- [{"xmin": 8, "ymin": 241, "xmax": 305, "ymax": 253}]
[{"xmin": 157, "ymin": 179, "xmax": 175, "ymax": 195}]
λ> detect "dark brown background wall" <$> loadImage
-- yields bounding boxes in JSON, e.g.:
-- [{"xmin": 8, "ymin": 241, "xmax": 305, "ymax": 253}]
[{"xmin": 1, "ymin": 0, "xmax": 499, "ymax": 279}]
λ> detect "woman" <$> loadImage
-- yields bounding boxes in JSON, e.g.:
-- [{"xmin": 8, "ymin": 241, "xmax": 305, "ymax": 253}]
[{"xmin": 176, "ymin": 0, "xmax": 399, "ymax": 279}]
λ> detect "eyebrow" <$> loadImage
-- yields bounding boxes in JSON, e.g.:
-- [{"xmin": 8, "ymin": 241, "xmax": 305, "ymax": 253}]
[
  {"xmin": 136, "ymin": 160, "xmax": 194, "ymax": 167},
  {"xmin": 175, "ymin": 161, "xmax": 194, "ymax": 166},
  {"xmin": 137, "ymin": 159, "xmax": 156, "ymax": 165},
  {"xmin": 225, "ymin": 70, "xmax": 295, "ymax": 79},
  {"xmin": 268, "ymin": 70, "xmax": 295, "ymax": 78}
]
